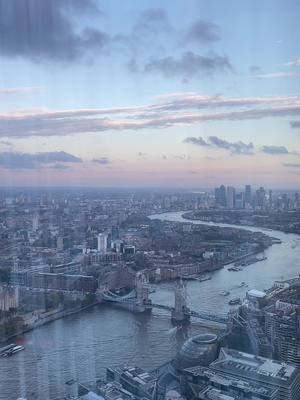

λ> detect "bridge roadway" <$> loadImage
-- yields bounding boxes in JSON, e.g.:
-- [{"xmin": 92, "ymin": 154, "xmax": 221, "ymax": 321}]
[
  {"xmin": 151, "ymin": 303, "xmax": 227, "ymax": 324},
  {"xmin": 101, "ymin": 291, "xmax": 228, "ymax": 325},
  {"xmin": 19, "ymin": 286, "xmax": 87, "ymax": 295}
]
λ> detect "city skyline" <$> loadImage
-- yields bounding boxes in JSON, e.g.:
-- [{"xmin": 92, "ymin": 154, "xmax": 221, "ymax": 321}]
[{"xmin": 0, "ymin": 0, "xmax": 300, "ymax": 188}]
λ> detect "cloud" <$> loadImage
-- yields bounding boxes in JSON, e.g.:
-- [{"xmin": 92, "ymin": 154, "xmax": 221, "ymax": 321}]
[
  {"xmin": 173, "ymin": 154, "xmax": 189, "ymax": 160},
  {"xmin": 283, "ymin": 163, "xmax": 300, "ymax": 168},
  {"xmin": 261, "ymin": 145, "xmax": 289, "ymax": 155},
  {"xmin": 252, "ymin": 72, "xmax": 297, "ymax": 79},
  {"xmin": 249, "ymin": 65, "xmax": 262, "ymax": 74},
  {"xmin": 0, "ymin": 0, "xmax": 108, "ymax": 62},
  {"xmin": 290, "ymin": 121, "xmax": 300, "ymax": 128},
  {"xmin": 92, "ymin": 157, "xmax": 111, "ymax": 164},
  {"xmin": 1, "ymin": 93, "xmax": 300, "ymax": 138},
  {"xmin": 50, "ymin": 163, "xmax": 70, "ymax": 170},
  {"xmin": 261, "ymin": 145, "xmax": 300, "ymax": 156},
  {"xmin": 185, "ymin": 20, "xmax": 221, "ymax": 44},
  {"xmin": 0, "ymin": 151, "xmax": 82, "ymax": 169},
  {"xmin": 184, "ymin": 137, "xmax": 209, "ymax": 146},
  {"xmin": 152, "ymin": 93, "xmax": 297, "ymax": 110},
  {"xmin": 185, "ymin": 136, "xmax": 299, "ymax": 157},
  {"xmin": 184, "ymin": 135, "xmax": 254, "ymax": 155},
  {"xmin": 284, "ymin": 59, "xmax": 300, "ymax": 67},
  {"xmin": 117, "ymin": 8, "xmax": 173, "ymax": 60},
  {"xmin": 134, "ymin": 8, "xmax": 169, "ymax": 34},
  {"xmin": 208, "ymin": 136, "xmax": 254, "ymax": 155},
  {"xmin": 0, "ymin": 86, "xmax": 44, "ymax": 95},
  {"xmin": 143, "ymin": 51, "xmax": 232, "ymax": 78},
  {"xmin": 137, "ymin": 152, "xmax": 148, "ymax": 158}
]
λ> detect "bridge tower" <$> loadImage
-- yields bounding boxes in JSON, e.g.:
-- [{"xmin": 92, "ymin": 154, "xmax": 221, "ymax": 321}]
[
  {"xmin": 171, "ymin": 279, "xmax": 189, "ymax": 323},
  {"xmin": 135, "ymin": 272, "xmax": 152, "ymax": 312}
]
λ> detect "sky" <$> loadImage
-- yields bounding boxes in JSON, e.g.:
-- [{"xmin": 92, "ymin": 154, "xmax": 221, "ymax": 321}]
[{"xmin": 0, "ymin": 0, "xmax": 300, "ymax": 189}]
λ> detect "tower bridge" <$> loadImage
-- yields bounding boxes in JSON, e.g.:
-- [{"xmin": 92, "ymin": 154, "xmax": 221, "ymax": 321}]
[{"xmin": 100, "ymin": 272, "xmax": 232, "ymax": 328}]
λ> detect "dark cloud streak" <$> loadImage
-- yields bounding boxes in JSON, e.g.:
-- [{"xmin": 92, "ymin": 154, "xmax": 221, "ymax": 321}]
[
  {"xmin": 92, "ymin": 157, "xmax": 111, "ymax": 164},
  {"xmin": 143, "ymin": 52, "xmax": 232, "ymax": 78},
  {"xmin": 184, "ymin": 136, "xmax": 254, "ymax": 155},
  {"xmin": 283, "ymin": 163, "xmax": 300, "ymax": 168},
  {"xmin": 0, "ymin": 151, "xmax": 82, "ymax": 169},
  {"xmin": 261, "ymin": 145, "xmax": 289, "ymax": 155}
]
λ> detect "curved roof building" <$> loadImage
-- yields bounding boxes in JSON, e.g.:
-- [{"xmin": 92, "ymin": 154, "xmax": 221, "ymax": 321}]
[{"xmin": 174, "ymin": 333, "xmax": 219, "ymax": 370}]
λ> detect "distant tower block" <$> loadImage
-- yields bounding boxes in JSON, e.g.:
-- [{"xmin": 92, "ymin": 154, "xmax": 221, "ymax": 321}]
[
  {"xmin": 97, "ymin": 233, "xmax": 107, "ymax": 254},
  {"xmin": 32, "ymin": 214, "xmax": 39, "ymax": 232},
  {"xmin": 172, "ymin": 279, "xmax": 189, "ymax": 323},
  {"xmin": 57, "ymin": 236, "xmax": 64, "ymax": 251}
]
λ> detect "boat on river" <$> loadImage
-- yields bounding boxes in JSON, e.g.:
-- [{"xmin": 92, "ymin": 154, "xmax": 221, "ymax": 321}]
[
  {"xmin": 1, "ymin": 344, "xmax": 25, "ymax": 357},
  {"xmin": 229, "ymin": 298, "xmax": 241, "ymax": 305},
  {"xmin": 228, "ymin": 266, "xmax": 242, "ymax": 271},
  {"xmin": 220, "ymin": 290, "xmax": 230, "ymax": 296},
  {"xmin": 196, "ymin": 275, "xmax": 212, "ymax": 282}
]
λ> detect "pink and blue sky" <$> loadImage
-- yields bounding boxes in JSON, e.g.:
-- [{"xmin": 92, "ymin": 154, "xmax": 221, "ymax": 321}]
[{"xmin": 0, "ymin": 0, "xmax": 300, "ymax": 188}]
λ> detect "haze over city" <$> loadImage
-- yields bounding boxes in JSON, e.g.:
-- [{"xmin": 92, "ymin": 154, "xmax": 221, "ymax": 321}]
[{"xmin": 0, "ymin": 0, "xmax": 300, "ymax": 188}]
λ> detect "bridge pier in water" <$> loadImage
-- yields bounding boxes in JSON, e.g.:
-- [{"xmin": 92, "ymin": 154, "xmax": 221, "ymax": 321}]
[
  {"xmin": 171, "ymin": 279, "xmax": 190, "ymax": 324},
  {"xmin": 134, "ymin": 272, "xmax": 152, "ymax": 313}
]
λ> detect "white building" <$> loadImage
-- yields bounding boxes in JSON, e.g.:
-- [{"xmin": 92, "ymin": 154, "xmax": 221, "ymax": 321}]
[
  {"xmin": 97, "ymin": 233, "xmax": 107, "ymax": 254},
  {"xmin": 0, "ymin": 286, "xmax": 19, "ymax": 311}
]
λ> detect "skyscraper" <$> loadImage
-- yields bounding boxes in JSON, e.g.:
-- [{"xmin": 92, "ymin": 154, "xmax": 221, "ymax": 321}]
[
  {"xmin": 256, "ymin": 186, "xmax": 266, "ymax": 209},
  {"xmin": 245, "ymin": 184, "xmax": 252, "ymax": 206},
  {"xmin": 226, "ymin": 186, "xmax": 236, "ymax": 209},
  {"xmin": 111, "ymin": 226, "xmax": 120, "ymax": 241},
  {"xmin": 235, "ymin": 191, "xmax": 245, "ymax": 209},
  {"xmin": 215, "ymin": 185, "xmax": 226, "ymax": 207}
]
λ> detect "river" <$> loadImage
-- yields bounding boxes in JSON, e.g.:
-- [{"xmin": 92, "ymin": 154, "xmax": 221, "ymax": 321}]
[{"xmin": 0, "ymin": 211, "xmax": 299, "ymax": 400}]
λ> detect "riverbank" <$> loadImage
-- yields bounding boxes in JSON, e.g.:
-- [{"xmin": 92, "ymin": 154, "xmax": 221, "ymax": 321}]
[
  {"xmin": 181, "ymin": 210, "xmax": 300, "ymax": 235},
  {"xmin": 0, "ymin": 301, "xmax": 101, "ymax": 344}
]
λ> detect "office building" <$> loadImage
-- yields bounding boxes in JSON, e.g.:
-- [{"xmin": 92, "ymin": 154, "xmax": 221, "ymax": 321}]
[
  {"xmin": 0, "ymin": 286, "xmax": 19, "ymax": 311},
  {"xmin": 256, "ymin": 187, "xmax": 266, "ymax": 209},
  {"xmin": 78, "ymin": 380, "xmax": 136, "ymax": 399},
  {"xmin": 111, "ymin": 226, "xmax": 120, "ymax": 241},
  {"xmin": 123, "ymin": 245, "xmax": 136, "ymax": 255},
  {"xmin": 215, "ymin": 185, "xmax": 226, "ymax": 207},
  {"xmin": 245, "ymin": 184, "xmax": 252, "ymax": 206},
  {"xmin": 235, "ymin": 191, "xmax": 244, "ymax": 209},
  {"xmin": 106, "ymin": 365, "xmax": 156, "ymax": 399},
  {"xmin": 183, "ymin": 348, "xmax": 300, "ymax": 400},
  {"xmin": 226, "ymin": 186, "xmax": 236, "ymax": 209},
  {"xmin": 265, "ymin": 307, "xmax": 300, "ymax": 368}
]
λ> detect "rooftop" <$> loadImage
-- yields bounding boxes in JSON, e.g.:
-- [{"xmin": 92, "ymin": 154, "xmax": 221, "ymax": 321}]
[
  {"xmin": 211, "ymin": 348, "xmax": 299, "ymax": 388},
  {"xmin": 247, "ymin": 289, "xmax": 266, "ymax": 298}
]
